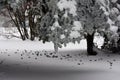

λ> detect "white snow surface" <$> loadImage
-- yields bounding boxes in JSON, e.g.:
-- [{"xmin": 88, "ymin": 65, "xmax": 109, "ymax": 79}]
[
  {"xmin": 110, "ymin": 25, "xmax": 118, "ymax": 33},
  {"xmin": 94, "ymin": 35, "xmax": 105, "ymax": 49},
  {"xmin": 73, "ymin": 21, "xmax": 82, "ymax": 31},
  {"xmin": 60, "ymin": 34, "xmax": 66, "ymax": 39},
  {"xmin": 117, "ymin": 15, "xmax": 120, "ymax": 21},
  {"xmin": 1, "ymin": 1, "xmax": 120, "ymax": 80},
  {"xmin": 0, "ymin": 39, "xmax": 87, "ymax": 51},
  {"xmin": 111, "ymin": 0, "xmax": 118, "ymax": 3},
  {"xmin": 111, "ymin": 7, "xmax": 119, "ymax": 14},
  {"xmin": 0, "ymin": 27, "xmax": 120, "ymax": 80},
  {"xmin": 0, "ymin": 39, "xmax": 120, "ymax": 80},
  {"xmin": 70, "ymin": 31, "xmax": 81, "ymax": 39},
  {"xmin": 57, "ymin": 0, "xmax": 77, "ymax": 16},
  {"xmin": 117, "ymin": 3, "xmax": 120, "ymax": 9}
]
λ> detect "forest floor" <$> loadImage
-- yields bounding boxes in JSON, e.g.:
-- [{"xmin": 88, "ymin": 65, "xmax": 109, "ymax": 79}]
[{"xmin": 0, "ymin": 39, "xmax": 120, "ymax": 80}]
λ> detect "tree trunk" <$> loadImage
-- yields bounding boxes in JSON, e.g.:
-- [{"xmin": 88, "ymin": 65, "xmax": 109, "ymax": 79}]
[
  {"xmin": 54, "ymin": 43, "xmax": 58, "ymax": 54},
  {"xmin": 7, "ymin": 8, "xmax": 25, "ymax": 40},
  {"xmin": 30, "ymin": 27, "xmax": 35, "ymax": 41},
  {"xmin": 86, "ymin": 33, "xmax": 97, "ymax": 55},
  {"xmin": 29, "ymin": 12, "xmax": 35, "ymax": 41}
]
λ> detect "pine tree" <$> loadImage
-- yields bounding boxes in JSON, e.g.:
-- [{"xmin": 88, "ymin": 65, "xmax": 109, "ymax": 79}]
[
  {"xmin": 37, "ymin": 0, "xmax": 63, "ymax": 53},
  {"xmin": 37, "ymin": 0, "xmax": 78, "ymax": 53}
]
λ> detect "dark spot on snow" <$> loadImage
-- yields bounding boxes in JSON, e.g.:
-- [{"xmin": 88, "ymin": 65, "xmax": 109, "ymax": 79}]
[
  {"xmin": 36, "ymin": 53, "xmax": 39, "ymax": 56},
  {"xmin": 78, "ymin": 54, "xmax": 81, "ymax": 56},
  {"xmin": 107, "ymin": 55, "xmax": 110, "ymax": 57},
  {"xmin": 50, "ymin": 53, "xmax": 53, "ymax": 55},
  {"xmin": 21, "ymin": 54, "xmax": 23, "ymax": 56},
  {"xmin": 80, "ymin": 60, "xmax": 82, "ymax": 62},
  {"xmin": 52, "ymin": 55, "xmax": 58, "ymax": 58},
  {"xmin": 46, "ymin": 55, "xmax": 51, "ymax": 58},
  {"xmin": 14, "ymin": 52, "xmax": 18, "ymax": 54},
  {"xmin": 77, "ymin": 63, "xmax": 80, "ymax": 65},
  {"xmin": 0, "ymin": 60, "xmax": 4, "ymax": 64},
  {"xmin": 24, "ymin": 50, "xmax": 27, "ymax": 53},
  {"xmin": 60, "ymin": 58, "xmax": 63, "ymax": 60},
  {"xmin": 28, "ymin": 56, "xmax": 31, "ymax": 58},
  {"xmin": 44, "ymin": 53, "xmax": 47, "ymax": 55},
  {"xmin": 67, "ymin": 54, "xmax": 70, "ymax": 57},
  {"xmin": 40, "ymin": 54, "xmax": 42, "ymax": 56},
  {"xmin": 107, "ymin": 61, "xmax": 113, "ymax": 67},
  {"xmin": 89, "ymin": 60, "xmax": 92, "ymax": 61},
  {"xmin": 113, "ymin": 59, "xmax": 116, "ymax": 62},
  {"xmin": 94, "ymin": 59, "xmax": 97, "ymax": 61}
]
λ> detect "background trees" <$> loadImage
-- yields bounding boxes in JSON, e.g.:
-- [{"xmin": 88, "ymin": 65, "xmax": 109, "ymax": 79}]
[{"xmin": 6, "ymin": 0, "xmax": 50, "ymax": 40}]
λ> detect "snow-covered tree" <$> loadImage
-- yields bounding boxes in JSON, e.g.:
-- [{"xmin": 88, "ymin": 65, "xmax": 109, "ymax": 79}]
[
  {"xmin": 96, "ymin": 0, "xmax": 120, "ymax": 53},
  {"xmin": 106, "ymin": 0, "xmax": 120, "ymax": 52},
  {"xmin": 37, "ymin": 0, "xmax": 66, "ymax": 53},
  {"xmin": 27, "ymin": 0, "xmax": 50, "ymax": 40},
  {"xmin": 37, "ymin": 0, "xmax": 82, "ymax": 53},
  {"xmin": 76, "ymin": 0, "xmax": 110, "ymax": 55}
]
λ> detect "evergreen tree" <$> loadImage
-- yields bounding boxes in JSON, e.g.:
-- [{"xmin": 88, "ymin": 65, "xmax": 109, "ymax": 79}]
[
  {"xmin": 38, "ymin": 0, "xmax": 79, "ymax": 53},
  {"xmin": 37, "ymin": 0, "xmax": 63, "ymax": 53}
]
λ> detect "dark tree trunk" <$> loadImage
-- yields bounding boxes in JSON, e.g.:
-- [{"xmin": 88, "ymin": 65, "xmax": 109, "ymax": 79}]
[
  {"xmin": 7, "ymin": 7, "xmax": 26, "ymax": 40},
  {"xmin": 28, "ymin": 11, "xmax": 36, "ymax": 41},
  {"xmin": 30, "ymin": 29, "xmax": 35, "ymax": 41},
  {"xmin": 54, "ymin": 43, "xmax": 58, "ymax": 54},
  {"xmin": 86, "ymin": 33, "xmax": 97, "ymax": 55}
]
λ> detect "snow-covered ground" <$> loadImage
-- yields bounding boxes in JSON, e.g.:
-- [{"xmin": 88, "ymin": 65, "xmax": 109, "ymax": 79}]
[
  {"xmin": 0, "ymin": 37, "xmax": 120, "ymax": 80},
  {"xmin": 0, "ymin": 19, "xmax": 120, "ymax": 80},
  {"xmin": 1, "ymin": 0, "xmax": 120, "ymax": 80},
  {"xmin": 0, "ymin": 27, "xmax": 120, "ymax": 80}
]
